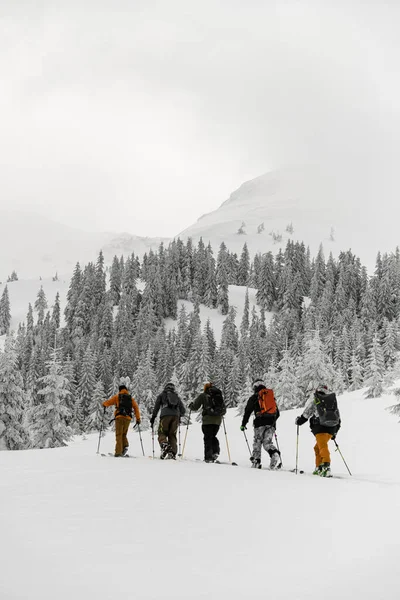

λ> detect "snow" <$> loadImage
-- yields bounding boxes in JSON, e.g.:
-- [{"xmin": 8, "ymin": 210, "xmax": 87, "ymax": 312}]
[
  {"xmin": 0, "ymin": 210, "xmax": 167, "ymax": 280},
  {"xmin": 178, "ymin": 166, "xmax": 400, "ymax": 271},
  {"xmin": 2, "ymin": 388, "xmax": 400, "ymax": 600}
]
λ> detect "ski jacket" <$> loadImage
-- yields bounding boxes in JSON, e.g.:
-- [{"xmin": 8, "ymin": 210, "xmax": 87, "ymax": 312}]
[
  {"xmin": 242, "ymin": 386, "xmax": 280, "ymax": 429},
  {"xmin": 300, "ymin": 394, "xmax": 341, "ymax": 436},
  {"xmin": 103, "ymin": 388, "xmax": 140, "ymax": 421},
  {"xmin": 151, "ymin": 390, "xmax": 186, "ymax": 420},
  {"xmin": 190, "ymin": 392, "xmax": 223, "ymax": 426}
]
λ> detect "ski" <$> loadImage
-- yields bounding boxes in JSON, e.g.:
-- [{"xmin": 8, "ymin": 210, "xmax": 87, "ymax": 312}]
[
  {"xmin": 193, "ymin": 458, "xmax": 238, "ymax": 466},
  {"xmin": 100, "ymin": 453, "xmax": 134, "ymax": 459}
]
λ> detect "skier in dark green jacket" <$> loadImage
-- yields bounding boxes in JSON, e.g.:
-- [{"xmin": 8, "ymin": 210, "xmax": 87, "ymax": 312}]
[{"xmin": 188, "ymin": 383, "xmax": 226, "ymax": 463}]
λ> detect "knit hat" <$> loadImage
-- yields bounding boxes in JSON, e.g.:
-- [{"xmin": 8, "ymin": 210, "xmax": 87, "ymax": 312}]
[{"xmin": 252, "ymin": 378, "xmax": 265, "ymax": 390}]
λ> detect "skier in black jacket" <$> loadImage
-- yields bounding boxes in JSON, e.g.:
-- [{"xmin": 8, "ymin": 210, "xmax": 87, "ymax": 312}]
[
  {"xmin": 150, "ymin": 383, "xmax": 186, "ymax": 459},
  {"xmin": 241, "ymin": 379, "xmax": 281, "ymax": 469}
]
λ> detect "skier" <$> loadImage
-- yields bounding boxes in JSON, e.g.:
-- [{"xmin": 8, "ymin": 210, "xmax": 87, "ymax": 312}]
[
  {"xmin": 103, "ymin": 384, "xmax": 141, "ymax": 457},
  {"xmin": 295, "ymin": 385, "xmax": 341, "ymax": 477},
  {"xmin": 188, "ymin": 382, "xmax": 226, "ymax": 463},
  {"xmin": 240, "ymin": 379, "xmax": 281, "ymax": 470},
  {"xmin": 150, "ymin": 382, "xmax": 186, "ymax": 459}
]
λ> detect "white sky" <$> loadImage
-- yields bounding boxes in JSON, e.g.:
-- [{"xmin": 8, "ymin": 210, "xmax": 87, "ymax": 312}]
[{"xmin": 1, "ymin": 1, "xmax": 400, "ymax": 237}]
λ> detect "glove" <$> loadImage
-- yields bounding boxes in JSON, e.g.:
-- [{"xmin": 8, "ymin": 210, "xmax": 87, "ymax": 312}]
[
  {"xmin": 240, "ymin": 425, "xmax": 246, "ymax": 431},
  {"xmin": 150, "ymin": 418, "xmax": 155, "ymax": 428},
  {"xmin": 188, "ymin": 403, "xmax": 194, "ymax": 410},
  {"xmin": 136, "ymin": 419, "xmax": 141, "ymax": 425},
  {"xmin": 331, "ymin": 433, "xmax": 336, "ymax": 441},
  {"xmin": 295, "ymin": 415, "xmax": 307, "ymax": 426}
]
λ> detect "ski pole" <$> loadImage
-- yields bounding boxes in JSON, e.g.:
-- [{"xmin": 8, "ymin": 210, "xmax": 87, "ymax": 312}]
[
  {"xmin": 243, "ymin": 429, "xmax": 252, "ymax": 456},
  {"xmin": 151, "ymin": 426, "xmax": 155, "ymax": 459},
  {"xmin": 333, "ymin": 439, "xmax": 352, "ymax": 476},
  {"xmin": 274, "ymin": 432, "xmax": 283, "ymax": 467},
  {"xmin": 137, "ymin": 423, "xmax": 145, "ymax": 457},
  {"xmin": 178, "ymin": 419, "xmax": 182, "ymax": 456},
  {"xmin": 222, "ymin": 417, "xmax": 232, "ymax": 464},
  {"xmin": 181, "ymin": 410, "xmax": 191, "ymax": 459},
  {"xmin": 96, "ymin": 407, "xmax": 106, "ymax": 454},
  {"xmin": 295, "ymin": 425, "xmax": 299, "ymax": 474}
]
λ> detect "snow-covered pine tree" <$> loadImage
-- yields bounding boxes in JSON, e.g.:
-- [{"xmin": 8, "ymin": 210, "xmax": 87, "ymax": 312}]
[
  {"xmin": 87, "ymin": 380, "xmax": 107, "ymax": 433},
  {"xmin": 237, "ymin": 243, "xmax": 250, "ymax": 287},
  {"xmin": 0, "ymin": 334, "xmax": 27, "ymax": 450},
  {"xmin": 0, "ymin": 285, "xmax": 11, "ymax": 335},
  {"xmin": 364, "ymin": 332, "xmax": 385, "ymax": 398},
  {"xmin": 296, "ymin": 331, "xmax": 337, "ymax": 402},
  {"xmin": 275, "ymin": 348, "xmax": 301, "ymax": 409},
  {"xmin": 34, "ymin": 286, "xmax": 48, "ymax": 327},
  {"xmin": 216, "ymin": 243, "xmax": 229, "ymax": 315},
  {"xmin": 348, "ymin": 352, "xmax": 364, "ymax": 391},
  {"xmin": 29, "ymin": 351, "xmax": 72, "ymax": 448},
  {"xmin": 76, "ymin": 346, "xmax": 97, "ymax": 431}
]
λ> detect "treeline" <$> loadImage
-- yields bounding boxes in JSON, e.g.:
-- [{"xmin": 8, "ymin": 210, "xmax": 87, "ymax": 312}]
[{"xmin": 1, "ymin": 238, "xmax": 400, "ymax": 450}]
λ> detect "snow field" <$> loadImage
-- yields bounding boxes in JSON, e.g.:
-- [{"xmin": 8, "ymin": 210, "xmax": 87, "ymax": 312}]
[{"xmin": 2, "ymin": 389, "xmax": 400, "ymax": 600}]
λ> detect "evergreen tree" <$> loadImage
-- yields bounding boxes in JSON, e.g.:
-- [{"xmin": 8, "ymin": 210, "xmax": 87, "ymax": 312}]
[
  {"xmin": 76, "ymin": 346, "xmax": 97, "ymax": 431},
  {"xmin": 0, "ymin": 285, "xmax": 11, "ymax": 335},
  {"xmin": 364, "ymin": 332, "xmax": 385, "ymax": 398},
  {"xmin": 34, "ymin": 286, "xmax": 48, "ymax": 327},
  {"xmin": 216, "ymin": 243, "xmax": 229, "ymax": 315},
  {"xmin": 87, "ymin": 380, "xmax": 107, "ymax": 433},
  {"xmin": 237, "ymin": 243, "xmax": 250, "ymax": 286},
  {"xmin": 296, "ymin": 331, "xmax": 337, "ymax": 401},
  {"xmin": 0, "ymin": 334, "xmax": 27, "ymax": 450},
  {"xmin": 29, "ymin": 352, "xmax": 72, "ymax": 448},
  {"xmin": 275, "ymin": 349, "xmax": 301, "ymax": 409}
]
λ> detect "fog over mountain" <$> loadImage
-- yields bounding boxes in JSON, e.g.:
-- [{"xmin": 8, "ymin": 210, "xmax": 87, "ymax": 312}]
[{"xmin": 1, "ymin": 2, "xmax": 400, "ymax": 236}]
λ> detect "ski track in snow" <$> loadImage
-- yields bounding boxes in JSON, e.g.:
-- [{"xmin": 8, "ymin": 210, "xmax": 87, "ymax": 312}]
[{"xmin": 1, "ymin": 394, "xmax": 400, "ymax": 600}]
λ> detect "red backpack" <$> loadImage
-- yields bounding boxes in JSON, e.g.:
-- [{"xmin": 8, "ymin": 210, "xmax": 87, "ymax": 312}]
[{"xmin": 256, "ymin": 388, "xmax": 277, "ymax": 416}]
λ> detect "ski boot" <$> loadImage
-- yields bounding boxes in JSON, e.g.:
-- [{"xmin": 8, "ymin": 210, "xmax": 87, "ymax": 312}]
[
  {"xmin": 122, "ymin": 446, "xmax": 129, "ymax": 457},
  {"xmin": 251, "ymin": 457, "xmax": 262, "ymax": 469},
  {"xmin": 160, "ymin": 443, "xmax": 170, "ymax": 460},
  {"xmin": 313, "ymin": 465, "xmax": 322, "ymax": 476},
  {"xmin": 166, "ymin": 452, "xmax": 176, "ymax": 460},
  {"xmin": 212, "ymin": 453, "xmax": 219, "ymax": 462},
  {"xmin": 319, "ymin": 463, "xmax": 332, "ymax": 478},
  {"xmin": 269, "ymin": 450, "xmax": 282, "ymax": 470}
]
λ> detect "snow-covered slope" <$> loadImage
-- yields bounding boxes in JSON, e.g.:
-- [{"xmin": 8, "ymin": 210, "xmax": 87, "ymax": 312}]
[
  {"xmin": 178, "ymin": 166, "xmax": 400, "ymax": 270},
  {"xmin": 0, "ymin": 211, "xmax": 168, "ymax": 280},
  {"xmin": 2, "ymin": 389, "xmax": 400, "ymax": 600}
]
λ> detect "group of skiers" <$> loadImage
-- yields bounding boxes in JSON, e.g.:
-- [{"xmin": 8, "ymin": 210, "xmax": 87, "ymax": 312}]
[{"xmin": 102, "ymin": 379, "xmax": 341, "ymax": 477}]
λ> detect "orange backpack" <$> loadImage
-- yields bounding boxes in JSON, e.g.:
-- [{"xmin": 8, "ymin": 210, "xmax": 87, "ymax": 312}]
[{"xmin": 256, "ymin": 388, "xmax": 277, "ymax": 416}]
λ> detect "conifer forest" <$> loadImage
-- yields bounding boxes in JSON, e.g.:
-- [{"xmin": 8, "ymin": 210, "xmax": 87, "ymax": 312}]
[{"xmin": 1, "ymin": 237, "xmax": 400, "ymax": 450}]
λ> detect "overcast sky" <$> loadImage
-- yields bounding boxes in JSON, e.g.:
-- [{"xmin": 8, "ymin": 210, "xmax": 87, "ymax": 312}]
[{"xmin": 1, "ymin": 1, "xmax": 399, "ymax": 237}]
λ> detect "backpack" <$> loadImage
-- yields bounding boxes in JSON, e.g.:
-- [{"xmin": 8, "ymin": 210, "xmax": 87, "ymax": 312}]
[
  {"xmin": 256, "ymin": 388, "xmax": 277, "ymax": 416},
  {"xmin": 117, "ymin": 393, "xmax": 133, "ymax": 418},
  {"xmin": 314, "ymin": 391, "xmax": 340, "ymax": 427},
  {"xmin": 164, "ymin": 390, "xmax": 180, "ymax": 409},
  {"xmin": 204, "ymin": 386, "xmax": 226, "ymax": 417}
]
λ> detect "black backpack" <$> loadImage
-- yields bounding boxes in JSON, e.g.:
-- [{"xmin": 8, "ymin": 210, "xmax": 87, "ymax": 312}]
[
  {"xmin": 314, "ymin": 391, "xmax": 340, "ymax": 427},
  {"xmin": 164, "ymin": 390, "xmax": 180, "ymax": 409},
  {"xmin": 203, "ymin": 386, "xmax": 226, "ymax": 417},
  {"xmin": 117, "ymin": 393, "xmax": 133, "ymax": 418}
]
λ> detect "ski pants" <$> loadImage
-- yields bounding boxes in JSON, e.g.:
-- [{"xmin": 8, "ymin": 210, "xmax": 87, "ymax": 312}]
[
  {"xmin": 158, "ymin": 416, "xmax": 179, "ymax": 456},
  {"xmin": 252, "ymin": 425, "xmax": 277, "ymax": 462},
  {"xmin": 314, "ymin": 433, "xmax": 332, "ymax": 466},
  {"xmin": 115, "ymin": 417, "xmax": 130, "ymax": 456},
  {"xmin": 202, "ymin": 424, "xmax": 220, "ymax": 461}
]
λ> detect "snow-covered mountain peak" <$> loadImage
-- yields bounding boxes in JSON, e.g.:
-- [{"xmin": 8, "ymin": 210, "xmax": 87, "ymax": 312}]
[{"xmin": 178, "ymin": 166, "xmax": 399, "ymax": 270}]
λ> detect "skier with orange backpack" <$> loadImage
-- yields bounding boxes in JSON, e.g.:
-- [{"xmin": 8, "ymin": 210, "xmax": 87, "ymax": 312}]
[{"xmin": 241, "ymin": 379, "xmax": 281, "ymax": 469}]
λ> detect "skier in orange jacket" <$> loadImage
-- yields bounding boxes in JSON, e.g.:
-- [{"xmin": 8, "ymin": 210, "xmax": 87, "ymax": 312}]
[{"xmin": 103, "ymin": 385, "xmax": 140, "ymax": 457}]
